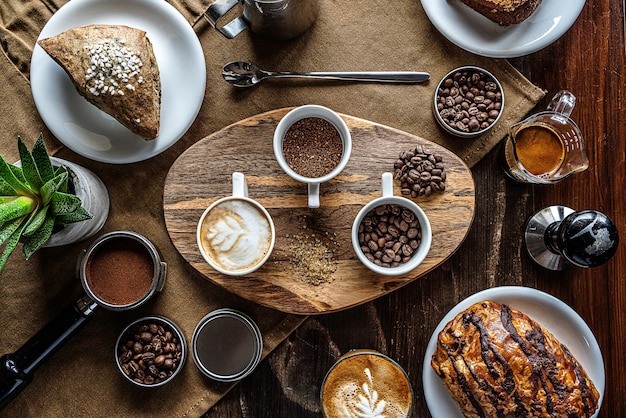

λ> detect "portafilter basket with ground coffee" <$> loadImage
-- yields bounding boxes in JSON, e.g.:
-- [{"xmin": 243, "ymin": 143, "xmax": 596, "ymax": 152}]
[{"xmin": 0, "ymin": 231, "xmax": 167, "ymax": 409}]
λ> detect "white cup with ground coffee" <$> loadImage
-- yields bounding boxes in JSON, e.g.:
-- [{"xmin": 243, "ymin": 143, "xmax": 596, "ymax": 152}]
[
  {"xmin": 352, "ymin": 172, "xmax": 432, "ymax": 276},
  {"xmin": 321, "ymin": 349, "xmax": 414, "ymax": 418},
  {"xmin": 273, "ymin": 105, "xmax": 352, "ymax": 209},
  {"xmin": 197, "ymin": 172, "xmax": 275, "ymax": 276}
]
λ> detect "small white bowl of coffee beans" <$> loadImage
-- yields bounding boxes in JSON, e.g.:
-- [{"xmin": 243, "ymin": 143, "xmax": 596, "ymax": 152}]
[
  {"xmin": 115, "ymin": 316, "xmax": 187, "ymax": 387},
  {"xmin": 433, "ymin": 65, "xmax": 504, "ymax": 138},
  {"xmin": 352, "ymin": 173, "xmax": 432, "ymax": 276}
]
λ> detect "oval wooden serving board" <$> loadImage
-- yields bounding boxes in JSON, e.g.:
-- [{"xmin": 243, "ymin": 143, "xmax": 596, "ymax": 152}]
[{"xmin": 164, "ymin": 108, "xmax": 475, "ymax": 315}]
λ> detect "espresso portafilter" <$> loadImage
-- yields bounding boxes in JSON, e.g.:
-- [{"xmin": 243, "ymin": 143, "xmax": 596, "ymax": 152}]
[{"xmin": 0, "ymin": 231, "xmax": 166, "ymax": 410}]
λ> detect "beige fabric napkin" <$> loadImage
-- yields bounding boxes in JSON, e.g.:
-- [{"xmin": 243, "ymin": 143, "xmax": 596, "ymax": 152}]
[{"xmin": 0, "ymin": 0, "xmax": 543, "ymax": 416}]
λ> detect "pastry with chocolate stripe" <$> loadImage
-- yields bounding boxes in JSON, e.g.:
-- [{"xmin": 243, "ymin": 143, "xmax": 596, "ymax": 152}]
[{"xmin": 431, "ymin": 300, "xmax": 600, "ymax": 417}]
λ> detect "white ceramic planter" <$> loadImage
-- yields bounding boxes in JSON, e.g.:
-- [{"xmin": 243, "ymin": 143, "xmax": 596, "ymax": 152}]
[{"xmin": 42, "ymin": 157, "xmax": 110, "ymax": 247}]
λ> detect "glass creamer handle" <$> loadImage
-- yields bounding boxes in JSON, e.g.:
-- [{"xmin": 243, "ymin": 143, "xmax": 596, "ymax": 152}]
[{"xmin": 547, "ymin": 90, "xmax": 576, "ymax": 118}]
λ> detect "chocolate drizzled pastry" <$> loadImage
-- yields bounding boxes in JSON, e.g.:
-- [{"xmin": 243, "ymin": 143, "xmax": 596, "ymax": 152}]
[
  {"xmin": 458, "ymin": 0, "xmax": 543, "ymax": 26},
  {"xmin": 431, "ymin": 300, "xmax": 599, "ymax": 418}
]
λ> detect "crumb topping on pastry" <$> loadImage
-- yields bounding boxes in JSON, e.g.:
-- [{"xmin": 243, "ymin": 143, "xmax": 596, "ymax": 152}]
[{"xmin": 84, "ymin": 39, "xmax": 144, "ymax": 97}]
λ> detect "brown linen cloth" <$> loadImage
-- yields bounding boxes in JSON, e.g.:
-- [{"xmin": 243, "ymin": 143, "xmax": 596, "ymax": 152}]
[{"xmin": 0, "ymin": 0, "xmax": 544, "ymax": 416}]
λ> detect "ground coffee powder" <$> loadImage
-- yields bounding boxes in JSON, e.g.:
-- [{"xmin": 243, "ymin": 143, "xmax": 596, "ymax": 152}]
[
  {"xmin": 86, "ymin": 238, "xmax": 154, "ymax": 305},
  {"xmin": 282, "ymin": 117, "xmax": 343, "ymax": 178}
]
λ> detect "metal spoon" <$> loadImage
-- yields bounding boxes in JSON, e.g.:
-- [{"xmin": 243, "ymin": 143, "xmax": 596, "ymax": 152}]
[{"xmin": 222, "ymin": 61, "xmax": 430, "ymax": 87}]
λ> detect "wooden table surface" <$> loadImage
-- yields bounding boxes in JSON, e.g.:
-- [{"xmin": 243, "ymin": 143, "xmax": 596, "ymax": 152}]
[{"xmin": 203, "ymin": 2, "xmax": 626, "ymax": 417}]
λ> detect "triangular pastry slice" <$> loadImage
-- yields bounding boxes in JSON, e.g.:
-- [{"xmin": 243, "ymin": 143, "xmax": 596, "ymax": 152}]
[{"xmin": 38, "ymin": 24, "xmax": 161, "ymax": 140}]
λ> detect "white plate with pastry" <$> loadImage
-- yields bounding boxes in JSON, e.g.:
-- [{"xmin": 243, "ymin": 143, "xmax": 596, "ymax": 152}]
[
  {"xmin": 421, "ymin": 0, "xmax": 585, "ymax": 58},
  {"xmin": 31, "ymin": 0, "xmax": 206, "ymax": 164},
  {"xmin": 423, "ymin": 286, "xmax": 604, "ymax": 418}
]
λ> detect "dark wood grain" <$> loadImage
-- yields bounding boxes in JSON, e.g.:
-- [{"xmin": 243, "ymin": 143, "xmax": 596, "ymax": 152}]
[
  {"xmin": 164, "ymin": 108, "xmax": 475, "ymax": 314},
  {"xmin": 202, "ymin": 0, "xmax": 625, "ymax": 416}
]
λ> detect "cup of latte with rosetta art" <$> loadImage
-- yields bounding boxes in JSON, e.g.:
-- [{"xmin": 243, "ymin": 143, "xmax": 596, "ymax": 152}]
[
  {"xmin": 197, "ymin": 172, "xmax": 275, "ymax": 276},
  {"xmin": 321, "ymin": 350, "xmax": 414, "ymax": 418}
]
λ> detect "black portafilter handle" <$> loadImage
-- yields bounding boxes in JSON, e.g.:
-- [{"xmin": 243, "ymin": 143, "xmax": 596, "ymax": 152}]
[
  {"xmin": 544, "ymin": 210, "xmax": 619, "ymax": 268},
  {"xmin": 0, "ymin": 294, "xmax": 97, "ymax": 411}
]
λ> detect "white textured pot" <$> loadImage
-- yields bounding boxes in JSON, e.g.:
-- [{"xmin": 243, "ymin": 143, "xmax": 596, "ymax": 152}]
[{"xmin": 42, "ymin": 157, "xmax": 110, "ymax": 247}]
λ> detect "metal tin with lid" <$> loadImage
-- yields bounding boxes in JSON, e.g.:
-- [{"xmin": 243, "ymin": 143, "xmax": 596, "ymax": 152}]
[{"xmin": 191, "ymin": 308, "xmax": 263, "ymax": 382}]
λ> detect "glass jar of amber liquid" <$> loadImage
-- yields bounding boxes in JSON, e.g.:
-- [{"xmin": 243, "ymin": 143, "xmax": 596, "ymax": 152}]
[{"xmin": 502, "ymin": 90, "xmax": 589, "ymax": 184}]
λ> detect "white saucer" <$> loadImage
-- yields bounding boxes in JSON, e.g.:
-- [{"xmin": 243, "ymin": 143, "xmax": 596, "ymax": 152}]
[
  {"xmin": 421, "ymin": 0, "xmax": 585, "ymax": 58},
  {"xmin": 30, "ymin": 0, "xmax": 206, "ymax": 164},
  {"xmin": 422, "ymin": 286, "xmax": 604, "ymax": 417}
]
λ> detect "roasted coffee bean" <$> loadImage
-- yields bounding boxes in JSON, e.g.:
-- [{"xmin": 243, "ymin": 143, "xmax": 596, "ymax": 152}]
[
  {"xmin": 436, "ymin": 69, "xmax": 502, "ymax": 134},
  {"xmin": 357, "ymin": 204, "xmax": 422, "ymax": 268},
  {"xmin": 394, "ymin": 145, "xmax": 446, "ymax": 198},
  {"xmin": 118, "ymin": 320, "xmax": 183, "ymax": 385}
]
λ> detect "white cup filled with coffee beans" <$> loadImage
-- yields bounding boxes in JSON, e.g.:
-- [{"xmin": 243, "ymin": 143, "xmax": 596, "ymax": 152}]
[
  {"xmin": 273, "ymin": 104, "xmax": 352, "ymax": 208},
  {"xmin": 352, "ymin": 172, "xmax": 432, "ymax": 276},
  {"xmin": 197, "ymin": 171, "xmax": 276, "ymax": 276}
]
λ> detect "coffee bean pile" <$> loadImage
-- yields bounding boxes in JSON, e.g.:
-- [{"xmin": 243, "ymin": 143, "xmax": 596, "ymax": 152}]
[
  {"xmin": 394, "ymin": 145, "xmax": 446, "ymax": 198},
  {"xmin": 436, "ymin": 69, "xmax": 502, "ymax": 134},
  {"xmin": 357, "ymin": 204, "xmax": 422, "ymax": 268},
  {"xmin": 117, "ymin": 320, "xmax": 183, "ymax": 385}
]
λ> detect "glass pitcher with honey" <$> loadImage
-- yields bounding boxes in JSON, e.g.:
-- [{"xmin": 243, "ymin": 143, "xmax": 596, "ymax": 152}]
[{"xmin": 502, "ymin": 90, "xmax": 589, "ymax": 184}]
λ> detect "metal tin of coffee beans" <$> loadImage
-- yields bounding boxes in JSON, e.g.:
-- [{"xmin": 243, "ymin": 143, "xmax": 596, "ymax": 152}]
[
  {"xmin": 433, "ymin": 65, "xmax": 505, "ymax": 138},
  {"xmin": 77, "ymin": 231, "xmax": 167, "ymax": 311},
  {"xmin": 191, "ymin": 308, "xmax": 263, "ymax": 382},
  {"xmin": 115, "ymin": 315, "xmax": 187, "ymax": 388}
]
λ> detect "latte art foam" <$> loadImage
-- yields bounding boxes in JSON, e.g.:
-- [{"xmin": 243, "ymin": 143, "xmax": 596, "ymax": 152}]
[
  {"xmin": 200, "ymin": 199, "xmax": 272, "ymax": 273},
  {"xmin": 321, "ymin": 352, "xmax": 413, "ymax": 418}
]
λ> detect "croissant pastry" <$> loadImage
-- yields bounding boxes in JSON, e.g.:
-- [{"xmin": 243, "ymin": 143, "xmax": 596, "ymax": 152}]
[{"xmin": 431, "ymin": 300, "xmax": 600, "ymax": 417}]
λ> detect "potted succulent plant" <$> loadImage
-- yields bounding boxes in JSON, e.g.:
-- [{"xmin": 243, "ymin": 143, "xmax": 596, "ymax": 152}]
[{"xmin": 0, "ymin": 134, "xmax": 109, "ymax": 273}]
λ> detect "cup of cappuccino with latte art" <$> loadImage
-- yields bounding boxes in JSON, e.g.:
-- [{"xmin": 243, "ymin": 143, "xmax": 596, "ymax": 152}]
[
  {"xmin": 197, "ymin": 172, "xmax": 275, "ymax": 276},
  {"xmin": 321, "ymin": 349, "xmax": 414, "ymax": 418}
]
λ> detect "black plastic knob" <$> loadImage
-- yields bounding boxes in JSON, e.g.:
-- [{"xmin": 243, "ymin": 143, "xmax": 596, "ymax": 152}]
[{"xmin": 545, "ymin": 210, "xmax": 619, "ymax": 267}]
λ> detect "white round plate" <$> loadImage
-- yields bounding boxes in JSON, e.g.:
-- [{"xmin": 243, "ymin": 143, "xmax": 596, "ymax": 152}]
[
  {"xmin": 31, "ymin": 0, "xmax": 206, "ymax": 164},
  {"xmin": 423, "ymin": 286, "xmax": 604, "ymax": 418},
  {"xmin": 421, "ymin": 0, "xmax": 585, "ymax": 58}
]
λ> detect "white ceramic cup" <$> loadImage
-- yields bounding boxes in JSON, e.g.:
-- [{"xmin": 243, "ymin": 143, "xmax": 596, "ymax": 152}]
[
  {"xmin": 352, "ymin": 172, "xmax": 432, "ymax": 276},
  {"xmin": 273, "ymin": 105, "xmax": 352, "ymax": 209},
  {"xmin": 197, "ymin": 172, "xmax": 275, "ymax": 276}
]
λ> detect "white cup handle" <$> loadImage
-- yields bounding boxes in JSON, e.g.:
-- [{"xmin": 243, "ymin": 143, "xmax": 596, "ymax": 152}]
[
  {"xmin": 308, "ymin": 183, "xmax": 320, "ymax": 208},
  {"xmin": 232, "ymin": 172, "xmax": 248, "ymax": 198},
  {"xmin": 381, "ymin": 172, "xmax": 394, "ymax": 197}
]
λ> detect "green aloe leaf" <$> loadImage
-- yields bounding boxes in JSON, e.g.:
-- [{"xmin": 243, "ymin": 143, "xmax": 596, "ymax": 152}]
[
  {"xmin": 22, "ymin": 213, "xmax": 55, "ymax": 260},
  {"xmin": 0, "ymin": 196, "xmax": 37, "ymax": 224},
  {"xmin": 0, "ymin": 196, "xmax": 17, "ymax": 205},
  {"xmin": 8, "ymin": 164, "xmax": 28, "ymax": 187},
  {"xmin": 56, "ymin": 206, "xmax": 93, "ymax": 225},
  {"xmin": 56, "ymin": 166, "xmax": 69, "ymax": 194},
  {"xmin": 0, "ymin": 216, "xmax": 25, "ymax": 246},
  {"xmin": 17, "ymin": 136, "xmax": 43, "ymax": 191},
  {"xmin": 0, "ymin": 177, "xmax": 16, "ymax": 195},
  {"xmin": 0, "ymin": 217, "xmax": 29, "ymax": 272},
  {"xmin": 0, "ymin": 156, "xmax": 30, "ymax": 195},
  {"xmin": 49, "ymin": 192, "xmax": 81, "ymax": 216},
  {"xmin": 40, "ymin": 171, "xmax": 68, "ymax": 206},
  {"xmin": 31, "ymin": 134, "xmax": 55, "ymax": 184},
  {"xmin": 23, "ymin": 205, "xmax": 49, "ymax": 237}
]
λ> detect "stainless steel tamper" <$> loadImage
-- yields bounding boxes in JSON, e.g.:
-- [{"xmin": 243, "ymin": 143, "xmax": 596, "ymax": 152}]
[{"xmin": 524, "ymin": 206, "xmax": 619, "ymax": 270}]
